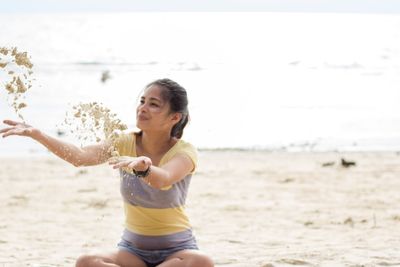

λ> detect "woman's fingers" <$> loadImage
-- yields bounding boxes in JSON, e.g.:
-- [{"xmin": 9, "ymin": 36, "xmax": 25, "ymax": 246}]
[
  {"xmin": 128, "ymin": 161, "xmax": 148, "ymax": 171},
  {"xmin": 110, "ymin": 160, "xmax": 142, "ymax": 171},
  {"xmin": 3, "ymin": 120, "xmax": 19, "ymax": 126},
  {"xmin": 143, "ymin": 158, "xmax": 152, "ymax": 165},
  {"xmin": 2, "ymin": 129, "xmax": 21, "ymax": 138},
  {"xmin": 108, "ymin": 156, "xmax": 148, "ymax": 171},
  {"xmin": 108, "ymin": 157, "xmax": 119, "ymax": 164},
  {"xmin": 0, "ymin": 127, "xmax": 14, "ymax": 134},
  {"xmin": 127, "ymin": 162, "xmax": 137, "ymax": 169},
  {"xmin": 2, "ymin": 128, "xmax": 32, "ymax": 138},
  {"xmin": 113, "ymin": 163, "xmax": 129, "ymax": 169},
  {"xmin": 112, "ymin": 160, "xmax": 132, "ymax": 169},
  {"xmin": 109, "ymin": 159, "xmax": 123, "ymax": 166},
  {"xmin": 3, "ymin": 130, "xmax": 18, "ymax": 138},
  {"xmin": 108, "ymin": 156, "xmax": 131, "ymax": 165},
  {"xmin": 112, "ymin": 162, "xmax": 124, "ymax": 169}
]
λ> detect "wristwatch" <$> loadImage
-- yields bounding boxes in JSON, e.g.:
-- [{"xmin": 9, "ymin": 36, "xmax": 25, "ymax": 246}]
[{"xmin": 133, "ymin": 166, "xmax": 151, "ymax": 178}]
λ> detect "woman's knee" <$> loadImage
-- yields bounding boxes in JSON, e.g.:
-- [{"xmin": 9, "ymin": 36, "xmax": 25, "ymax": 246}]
[
  {"xmin": 75, "ymin": 254, "xmax": 97, "ymax": 267},
  {"xmin": 190, "ymin": 254, "xmax": 214, "ymax": 267}
]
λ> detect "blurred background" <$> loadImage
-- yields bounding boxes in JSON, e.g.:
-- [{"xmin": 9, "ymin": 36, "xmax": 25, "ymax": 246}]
[{"xmin": 1, "ymin": 0, "xmax": 400, "ymax": 154}]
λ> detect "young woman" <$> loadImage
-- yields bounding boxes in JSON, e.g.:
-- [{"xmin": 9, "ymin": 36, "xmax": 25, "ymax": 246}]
[{"xmin": 1, "ymin": 78, "xmax": 214, "ymax": 267}]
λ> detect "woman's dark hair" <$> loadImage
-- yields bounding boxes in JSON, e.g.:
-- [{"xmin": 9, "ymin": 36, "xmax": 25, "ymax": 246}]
[{"xmin": 146, "ymin": 78, "xmax": 189, "ymax": 139}]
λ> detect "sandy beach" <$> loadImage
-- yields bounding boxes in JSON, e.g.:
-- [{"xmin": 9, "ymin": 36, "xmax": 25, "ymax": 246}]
[{"xmin": 1, "ymin": 150, "xmax": 400, "ymax": 267}]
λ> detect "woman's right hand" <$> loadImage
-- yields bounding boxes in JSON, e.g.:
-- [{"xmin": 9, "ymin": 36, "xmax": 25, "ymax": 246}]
[
  {"xmin": 108, "ymin": 155, "xmax": 152, "ymax": 172},
  {"xmin": 1, "ymin": 119, "xmax": 112, "ymax": 167},
  {"xmin": 0, "ymin": 120, "xmax": 37, "ymax": 138}
]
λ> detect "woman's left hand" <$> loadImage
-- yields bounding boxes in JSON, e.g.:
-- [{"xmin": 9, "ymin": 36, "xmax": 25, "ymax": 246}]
[{"xmin": 108, "ymin": 156, "xmax": 152, "ymax": 172}]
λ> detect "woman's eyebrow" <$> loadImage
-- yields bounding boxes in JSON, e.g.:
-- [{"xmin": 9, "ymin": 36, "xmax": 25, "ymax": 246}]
[{"xmin": 141, "ymin": 96, "xmax": 162, "ymax": 103}]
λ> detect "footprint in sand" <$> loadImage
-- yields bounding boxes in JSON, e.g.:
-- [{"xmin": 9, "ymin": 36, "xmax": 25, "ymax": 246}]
[
  {"xmin": 277, "ymin": 258, "xmax": 313, "ymax": 265},
  {"xmin": 86, "ymin": 199, "xmax": 108, "ymax": 209},
  {"xmin": 376, "ymin": 261, "xmax": 400, "ymax": 266}
]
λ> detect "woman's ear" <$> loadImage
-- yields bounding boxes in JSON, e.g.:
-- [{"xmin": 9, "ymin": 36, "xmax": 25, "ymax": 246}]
[{"xmin": 171, "ymin": 112, "xmax": 182, "ymax": 124}]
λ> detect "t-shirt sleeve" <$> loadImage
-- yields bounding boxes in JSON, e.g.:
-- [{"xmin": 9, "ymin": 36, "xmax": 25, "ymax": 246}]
[
  {"xmin": 176, "ymin": 141, "xmax": 198, "ymax": 174},
  {"xmin": 112, "ymin": 132, "xmax": 135, "ymax": 157}
]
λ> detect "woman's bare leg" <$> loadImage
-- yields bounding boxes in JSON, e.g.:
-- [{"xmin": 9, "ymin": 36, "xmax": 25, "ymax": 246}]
[
  {"xmin": 75, "ymin": 250, "xmax": 147, "ymax": 267},
  {"xmin": 157, "ymin": 249, "xmax": 214, "ymax": 267}
]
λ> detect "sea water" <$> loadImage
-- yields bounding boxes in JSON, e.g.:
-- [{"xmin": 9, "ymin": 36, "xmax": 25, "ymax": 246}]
[{"xmin": 0, "ymin": 12, "xmax": 400, "ymax": 154}]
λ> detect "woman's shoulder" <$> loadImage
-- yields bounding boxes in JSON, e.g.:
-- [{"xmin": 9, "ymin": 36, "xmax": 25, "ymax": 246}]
[
  {"xmin": 175, "ymin": 139, "xmax": 197, "ymax": 153},
  {"xmin": 113, "ymin": 131, "xmax": 140, "ymax": 156},
  {"xmin": 114, "ymin": 131, "xmax": 136, "ymax": 144},
  {"xmin": 162, "ymin": 139, "xmax": 198, "ymax": 165},
  {"xmin": 173, "ymin": 139, "xmax": 198, "ymax": 173}
]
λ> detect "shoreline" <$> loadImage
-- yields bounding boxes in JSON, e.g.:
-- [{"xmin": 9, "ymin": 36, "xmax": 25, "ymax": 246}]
[{"xmin": 1, "ymin": 147, "xmax": 399, "ymax": 157}]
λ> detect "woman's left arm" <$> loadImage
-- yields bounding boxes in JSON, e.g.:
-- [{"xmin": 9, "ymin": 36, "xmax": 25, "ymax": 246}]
[{"xmin": 109, "ymin": 154, "xmax": 194, "ymax": 189}]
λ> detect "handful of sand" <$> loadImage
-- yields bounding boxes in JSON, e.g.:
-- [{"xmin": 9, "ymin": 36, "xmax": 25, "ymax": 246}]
[
  {"xmin": 61, "ymin": 102, "xmax": 127, "ymax": 147},
  {"xmin": 0, "ymin": 47, "xmax": 34, "ymax": 121}
]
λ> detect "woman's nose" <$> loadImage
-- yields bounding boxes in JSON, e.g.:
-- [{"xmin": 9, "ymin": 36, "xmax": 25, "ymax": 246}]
[{"xmin": 137, "ymin": 103, "xmax": 147, "ymax": 112}]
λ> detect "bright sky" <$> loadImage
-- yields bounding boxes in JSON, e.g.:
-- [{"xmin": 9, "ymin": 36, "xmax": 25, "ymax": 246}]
[{"xmin": 1, "ymin": 0, "xmax": 400, "ymax": 13}]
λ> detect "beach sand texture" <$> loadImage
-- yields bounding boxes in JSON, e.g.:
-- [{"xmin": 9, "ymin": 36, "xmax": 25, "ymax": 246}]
[{"xmin": 0, "ymin": 151, "xmax": 399, "ymax": 267}]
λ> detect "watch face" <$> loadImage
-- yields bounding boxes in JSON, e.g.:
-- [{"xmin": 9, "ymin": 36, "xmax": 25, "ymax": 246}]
[{"xmin": 134, "ymin": 167, "xmax": 150, "ymax": 178}]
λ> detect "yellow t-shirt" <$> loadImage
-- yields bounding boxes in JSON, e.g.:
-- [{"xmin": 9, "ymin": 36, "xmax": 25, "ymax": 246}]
[{"xmin": 114, "ymin": 132, "xmax": 198, "ymax": 239}]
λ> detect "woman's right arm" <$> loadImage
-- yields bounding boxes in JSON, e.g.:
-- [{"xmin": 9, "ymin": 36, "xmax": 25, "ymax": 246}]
[{"xmin": 1, "ymin": 120, "xmax": 111, "ymax": 167}]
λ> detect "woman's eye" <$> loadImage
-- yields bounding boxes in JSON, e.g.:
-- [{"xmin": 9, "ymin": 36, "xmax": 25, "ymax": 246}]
[{"xmin": 151, "ymin": 103, "xmax": 159, "ymax": 107}]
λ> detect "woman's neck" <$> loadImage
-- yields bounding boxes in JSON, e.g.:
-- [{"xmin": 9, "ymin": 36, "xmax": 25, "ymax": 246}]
[{"xmin": 138, "ymin": 131, "xmax": 177, "ymax": 156}]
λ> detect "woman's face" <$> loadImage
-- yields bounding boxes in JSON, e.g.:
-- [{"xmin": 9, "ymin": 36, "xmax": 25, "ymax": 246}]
[{"xmin": 136, "ymin": 85, "xmax": 179, "ymax": 133}]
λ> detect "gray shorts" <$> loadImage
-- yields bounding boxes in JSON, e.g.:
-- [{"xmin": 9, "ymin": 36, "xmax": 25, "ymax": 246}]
[{"xmin": 118, "ymin": 239, "xmax": 198, "ymax": 267}]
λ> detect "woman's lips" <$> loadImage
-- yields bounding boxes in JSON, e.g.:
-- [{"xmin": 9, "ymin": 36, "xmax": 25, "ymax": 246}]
[{"xmin": 137, "ymin": 114, "xmax": 149, "ymax": 121}]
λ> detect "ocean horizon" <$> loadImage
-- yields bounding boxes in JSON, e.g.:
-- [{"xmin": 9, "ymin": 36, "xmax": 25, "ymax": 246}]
[{"xmin": 1, "ymin": 12, "xmax": 400, "ymax": 155}]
